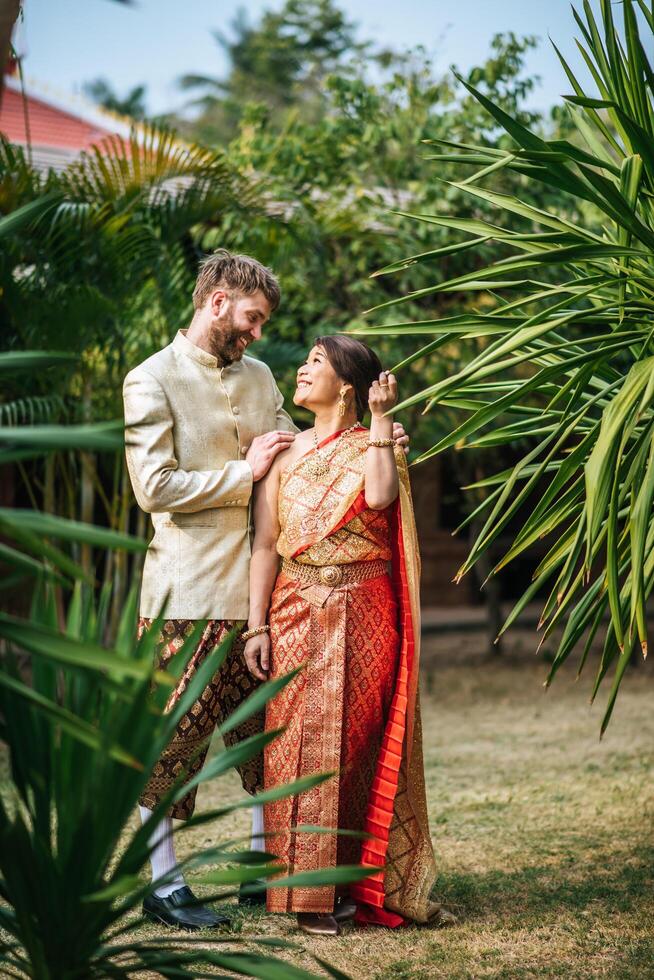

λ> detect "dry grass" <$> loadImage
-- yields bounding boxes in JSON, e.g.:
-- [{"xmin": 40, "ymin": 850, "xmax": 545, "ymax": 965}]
[
  {"xmin": 121, "ymin": 632, "xmax": 654, "ymax": 979},
  {"xmin": 4, "ymin": 630, "xmax": 650, "ymax": 978}
]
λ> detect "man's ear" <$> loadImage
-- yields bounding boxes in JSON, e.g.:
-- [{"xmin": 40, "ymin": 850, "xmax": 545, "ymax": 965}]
[{"xmin": 210, "ymin": 289, "xmax": 228, "ymax": 316}]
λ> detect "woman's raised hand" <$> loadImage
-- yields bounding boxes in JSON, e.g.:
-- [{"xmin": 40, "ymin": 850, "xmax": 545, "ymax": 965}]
[{"xmin": 368, "ymin": 371, "xmax": 398, "ymax": 418}]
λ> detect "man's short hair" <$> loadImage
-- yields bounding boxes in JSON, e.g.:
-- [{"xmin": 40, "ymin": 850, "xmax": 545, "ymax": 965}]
[{"xmin": 192, "ymin": 249, "xmax": 281, "ymax": 312}]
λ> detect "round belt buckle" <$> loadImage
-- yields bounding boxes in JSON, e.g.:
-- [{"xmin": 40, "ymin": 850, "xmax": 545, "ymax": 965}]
[{"xmin": 320, "ymin": 565, "xmax": 343, "ymax": 586}]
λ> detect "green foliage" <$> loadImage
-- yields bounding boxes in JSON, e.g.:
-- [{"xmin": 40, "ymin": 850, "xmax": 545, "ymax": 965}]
[
  {"xmin": 0, "ymin": 160, "xmax": 361, "ymax": 980},
  {"xmin": 0, "ymin": 126, "xmax": 258, "ymax": 368},
  {"xmin": 0, "ymin": 124, "xmax": 274, "ymax": 630},
  {"xmin": 356, "ymin": 0, "xmax": 654, "ymax": 729},
  {"xmin": 191, "ymin": 29, "xmax": 563, "ymax": 454},
  {"xmin": 60, "ymin": 3, "xmax": 563, "ymax": 462},
  {"xmin": 0, "ymin": 579, "xmax": 368, "ymax": 978},
  {"xmin": 83, "ymin": 77, "xmax": 149, "ymax": 120},
  {"xmin": 0, "ymin": 362, "xmax": 365, "ymax": 976},
  {"xmin": 6, "ymin": 5, "xmax": 568, "ymax": 629},
  {"xmin": 178, "ymin": 0, "xmax": 367, "ymax": 142},
  {"xmin": 82, "ymin": 78, "xmax": 147, "ymax": 120}
]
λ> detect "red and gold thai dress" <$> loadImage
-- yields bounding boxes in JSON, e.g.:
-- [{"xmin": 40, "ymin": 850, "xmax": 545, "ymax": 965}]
[{"xmin": 263, "ymin": 425, "xmax": 439, "ymax": 926}]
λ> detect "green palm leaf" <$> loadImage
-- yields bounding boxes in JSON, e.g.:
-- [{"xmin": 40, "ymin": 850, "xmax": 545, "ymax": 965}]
[{"xmin": 360, "ymin": 0, "xmax": 654, "ymax": 730}]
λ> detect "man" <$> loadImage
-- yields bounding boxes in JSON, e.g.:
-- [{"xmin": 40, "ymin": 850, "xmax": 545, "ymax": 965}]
[{"xmin": 123, "ymin": 249, "xmax": 407, "ymax": 930}]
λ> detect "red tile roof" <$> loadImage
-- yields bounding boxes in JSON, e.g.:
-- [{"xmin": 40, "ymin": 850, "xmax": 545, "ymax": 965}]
[{"xmin": 0, "ymin": 84, "xmax": 116, "ymax": 150}]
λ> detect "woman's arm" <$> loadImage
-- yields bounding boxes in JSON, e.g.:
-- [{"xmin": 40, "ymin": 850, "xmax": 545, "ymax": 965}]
[
  {"xmin": 243, "ymin": 455, "xmax": 283, "ymax": 680},
  {"xmin": 364, "ymin": 371, "xmax": 400, "ymax": 511}
]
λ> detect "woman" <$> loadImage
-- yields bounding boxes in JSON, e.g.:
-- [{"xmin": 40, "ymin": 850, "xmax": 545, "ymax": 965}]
[{"xmin": 243, "ymin": 335, "xmax": 444, "ymax": 935}]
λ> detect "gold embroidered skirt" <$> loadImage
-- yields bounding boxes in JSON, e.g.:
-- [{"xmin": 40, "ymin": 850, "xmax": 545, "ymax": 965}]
[{"xmin": 264, "ymin": 566, "xmax": 399, "ymax": 913}]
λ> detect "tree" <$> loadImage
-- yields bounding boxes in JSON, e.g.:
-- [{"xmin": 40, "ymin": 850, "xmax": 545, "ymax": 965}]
[
  {"xmin": 199, "ymin": 31, "xmax": 554, "ymax": 403},
  {"xmin": 356, "ymin": 0, "xmax": 654, "ymax": 729},
  {"xmin": 0, "ymin": 0, "xmax": 21, "ymax": 107},
  {"xmin": 177, "ymin": 0, "xmax": 368, "ymax": 142},
  {"xmin": 82, "ymin": 77, "xmax": 148, "ymax": 119}
]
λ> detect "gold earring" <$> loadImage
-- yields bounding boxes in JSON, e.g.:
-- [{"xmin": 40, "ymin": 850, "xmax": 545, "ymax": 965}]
[{"xmin": 338, "ymin": 389, "xmax": 347, "ymax": 417}]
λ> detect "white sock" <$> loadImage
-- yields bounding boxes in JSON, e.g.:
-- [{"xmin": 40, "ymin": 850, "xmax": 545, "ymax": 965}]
[
  {"xmin": 139, "ymin": 805, "xmax": 185, "ymax": 898},
  {"xmin": 250, "ymin": 802, "xmax": 265, "ymax": 853}
]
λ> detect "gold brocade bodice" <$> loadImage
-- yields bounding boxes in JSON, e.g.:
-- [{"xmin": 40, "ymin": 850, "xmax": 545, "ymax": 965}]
[
  {"xmin": 288, "ymin": 510, "xmax": 392, "ymax": 566},
  {"xmin": 276, "ymin": 428, "xmax": 393, "ymax": 565}
]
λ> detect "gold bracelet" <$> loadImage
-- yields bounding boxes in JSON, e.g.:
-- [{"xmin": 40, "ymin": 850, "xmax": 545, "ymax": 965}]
[
  {"xmin": 367, "ymin": 439, "xmax": 395, "ymax": 448},
  {"xmin": 241, "ymin": 625, "xmax": 270, "ymax": 642}
]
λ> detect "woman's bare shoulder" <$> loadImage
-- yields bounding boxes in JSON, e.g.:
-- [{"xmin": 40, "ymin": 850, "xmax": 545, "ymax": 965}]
[
  {"xmin": 271, "ymin": 428, "xmax": 313, "ymax": 477},
  {"xmin": 293, "ymin": 428, "xmax": 314, "ymax": 450}
]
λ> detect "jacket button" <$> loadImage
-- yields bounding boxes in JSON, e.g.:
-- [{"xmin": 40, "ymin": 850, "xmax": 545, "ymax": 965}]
[
  {"xmin": 241, "ymin": 446, "xmax": 249, "ymax": 455},
  {"xmin": 232, "ymin": 406, "xmax": 240, "ymax": 415}
]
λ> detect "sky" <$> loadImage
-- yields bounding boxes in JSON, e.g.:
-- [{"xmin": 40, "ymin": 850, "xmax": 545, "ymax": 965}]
[{"xmin": 20, "ymin": 0, "xmax": 600, "ymax": 119}]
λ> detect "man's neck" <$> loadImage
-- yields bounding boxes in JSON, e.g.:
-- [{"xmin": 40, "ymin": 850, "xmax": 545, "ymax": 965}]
[{"xmin": 184, "ymin": 319, "xmax": 226, "ymax": 366}]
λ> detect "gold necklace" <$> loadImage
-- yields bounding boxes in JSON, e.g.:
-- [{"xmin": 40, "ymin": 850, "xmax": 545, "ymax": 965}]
[
  {"xmin": 305, "ymin": 423, "xmax": 360, "ymax": 479},
  {"xmin": 312, "ymin": 421, "xmax": 359, "ymax": 451}
]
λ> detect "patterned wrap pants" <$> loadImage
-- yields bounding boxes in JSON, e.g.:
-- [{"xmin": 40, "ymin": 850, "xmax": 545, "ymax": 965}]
[{"xmin": 138, "ymin": 618, "xmax": 264, "ymax": 820}]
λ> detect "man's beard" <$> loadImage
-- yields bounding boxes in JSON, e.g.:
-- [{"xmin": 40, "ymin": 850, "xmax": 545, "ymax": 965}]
[{"xmin": 209, "ymin": 310, "xmax": 247, "ymax": 365}]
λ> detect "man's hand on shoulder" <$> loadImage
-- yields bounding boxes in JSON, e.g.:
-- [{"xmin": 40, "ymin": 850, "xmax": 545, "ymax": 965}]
[
  {"xmin": 392, "ymin": 421, "xmax": 410, "ymax": 455},
  {"xmin": 246, "ymin": 431, "xmax": 296, "ymax": 482}
]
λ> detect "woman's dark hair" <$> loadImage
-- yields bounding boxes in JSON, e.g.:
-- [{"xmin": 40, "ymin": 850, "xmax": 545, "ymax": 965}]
[{"xmin": 315, "ymin": 334, "xmax": 383, "ymax": 420}]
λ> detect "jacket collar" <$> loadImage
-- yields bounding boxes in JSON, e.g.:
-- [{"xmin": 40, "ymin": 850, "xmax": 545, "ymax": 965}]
[
  {"xmin": 173, "ymin": 329, "xmax": 220, "ymax": 368},
  {"xmin": 173, "ymin": 330, "xmax": 247, "ymax": 374}
]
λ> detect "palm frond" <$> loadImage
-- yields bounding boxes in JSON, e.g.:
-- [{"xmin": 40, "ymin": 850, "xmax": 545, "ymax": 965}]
[{"xmin": 355, "ymin": 0, "xmax": 654, "ymax": 730}]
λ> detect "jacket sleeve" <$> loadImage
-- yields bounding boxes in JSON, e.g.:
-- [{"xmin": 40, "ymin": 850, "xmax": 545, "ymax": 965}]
[{"xmin": 123, "ymin": 367, "xmax": 253, "ymax": 514}]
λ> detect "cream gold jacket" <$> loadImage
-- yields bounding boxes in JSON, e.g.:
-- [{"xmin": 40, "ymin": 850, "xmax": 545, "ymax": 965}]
[{"xmin": 123, "ymin": 330, "xmax": 296, "ymax": 620}]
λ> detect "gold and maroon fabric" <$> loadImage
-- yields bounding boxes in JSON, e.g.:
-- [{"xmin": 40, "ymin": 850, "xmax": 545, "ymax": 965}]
[
  {"xmin": 265, "ymin": 568, "xmax": 398, "ymax": 913},
  {"xmin": 264, "ymin": 426, "xmax": 438, "ymax": 923},
  {"xmin": 138, "ymin": 618, "xmax": 263, "ymax": 820}
]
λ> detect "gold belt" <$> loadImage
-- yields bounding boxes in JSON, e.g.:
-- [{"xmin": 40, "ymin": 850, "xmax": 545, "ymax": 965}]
[{"xmin": 281, "ymin": 557, "xmax": 388, "ymax": 588}]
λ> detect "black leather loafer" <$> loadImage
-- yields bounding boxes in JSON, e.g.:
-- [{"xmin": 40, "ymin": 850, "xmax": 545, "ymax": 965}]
[
  {"xmin": 142, "ymin": 885, "xmax": 230, "ymax": 931},
  {"xmin": 333, "ymin": 896, "xmax": 357, "ymax": 923},
  {"xmin": 297, "ymin": 912, "xmax": 340, "ymax": 936},
  {"xmin": 238, "ymin": 879, "xmax": 267, "ymax": 906}
]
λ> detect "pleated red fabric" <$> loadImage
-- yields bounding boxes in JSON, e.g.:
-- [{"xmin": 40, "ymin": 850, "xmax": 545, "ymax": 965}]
[{"xmin": 351, "ymin": 494, "xmax": 415, "ymax": 926}]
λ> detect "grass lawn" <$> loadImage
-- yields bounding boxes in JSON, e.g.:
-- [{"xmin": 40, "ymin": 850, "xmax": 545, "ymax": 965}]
[
  {"xmin": 125, "ymin": 631, "xmax": 654, "ymax": 979},
  {"xmin": 3, "ymin": 629, "xmax": 651, "ymax": 978}
]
